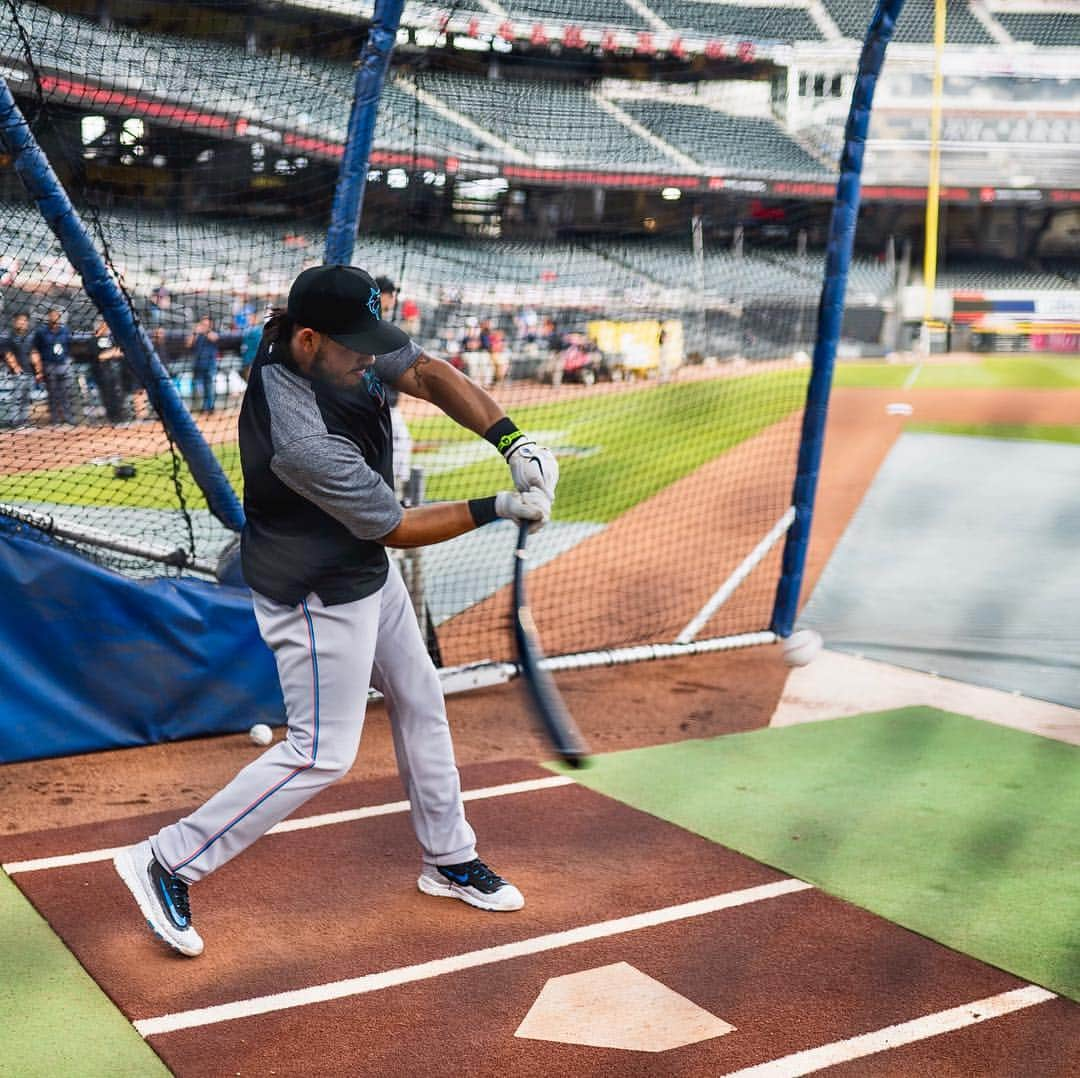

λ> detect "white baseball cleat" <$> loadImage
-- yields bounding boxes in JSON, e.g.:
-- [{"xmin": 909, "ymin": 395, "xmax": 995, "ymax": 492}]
[
  {"xmin": 417, "ymin": 858, "xmax": 525, "ymax": 912},
  {"xmin": 114, "ymin": 840, "xmax": 204, "ymax": 957}
]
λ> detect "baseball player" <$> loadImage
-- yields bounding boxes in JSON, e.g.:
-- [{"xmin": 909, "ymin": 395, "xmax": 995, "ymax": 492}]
[{"xmin": 114, "ymin": 265, "xmax": 558, "ymax": 958}]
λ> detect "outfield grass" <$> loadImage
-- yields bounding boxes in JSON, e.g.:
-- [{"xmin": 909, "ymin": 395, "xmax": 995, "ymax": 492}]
[
  {"xmin": 0, "ymin": 371, "xmax": 809, "ymax": 521},
  {"xmin": 414, "ymin": 368, "xmax": 808, "ymax": 521},
  {"xmin": 8, "ymin": 352, "xmax": 1078, "ymax": 517},
  {"xmin": 908, "ymin": 422, "xmax": 1080, "ymax": 445},
  {"xmin": 835, "ymin": 353, "xmax": 1080, "ymax": 390}
]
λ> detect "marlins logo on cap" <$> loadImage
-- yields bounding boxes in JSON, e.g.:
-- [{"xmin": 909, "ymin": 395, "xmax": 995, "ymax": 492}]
[{"xmin": 287, "ymin": 264, "xmax": 408, "ymax": 355}]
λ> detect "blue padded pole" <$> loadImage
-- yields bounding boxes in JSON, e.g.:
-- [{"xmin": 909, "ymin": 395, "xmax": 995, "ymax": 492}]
[
  {"xmin": 0, "ymin": 79, "xmax": 245, "ymax": 532},
  {"xmin": 770, "ymin": 0, "xmax": 906, "ymax": 637},
  {"xmin": 325, "ymin": 0, "xmax": 406, "ymax": 265}
]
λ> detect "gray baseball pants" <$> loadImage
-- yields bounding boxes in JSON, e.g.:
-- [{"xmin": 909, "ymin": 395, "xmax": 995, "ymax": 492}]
[{"xmin": 152, "ymin": 562, "xmax": 477, "ymax": 882}]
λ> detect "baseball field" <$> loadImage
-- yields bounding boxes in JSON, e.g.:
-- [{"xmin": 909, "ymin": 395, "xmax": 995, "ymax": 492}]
[{"xmin": 2, "ymin": 353, "xmax": 1078, "ymax": 1075}]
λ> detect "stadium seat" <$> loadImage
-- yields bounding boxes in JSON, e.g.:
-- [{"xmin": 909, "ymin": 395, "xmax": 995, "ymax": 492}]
[
  {"xmin": 648, "ymin": 0, "xmax": 823, "ymax": 42},
  {"xmin": 615, "ymin": 99, "xmax": 830, "ymax": 176}
]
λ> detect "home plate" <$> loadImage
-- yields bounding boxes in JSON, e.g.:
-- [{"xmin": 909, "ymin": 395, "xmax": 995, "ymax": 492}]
[{"xmin": 514, "ymin": 962, "xmax": 734, "ymax": 1052}]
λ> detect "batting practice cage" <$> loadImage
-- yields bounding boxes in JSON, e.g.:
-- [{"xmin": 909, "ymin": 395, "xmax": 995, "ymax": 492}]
[{"xmin": 2, "ymin": 0, "xmax": 1076, "ymax": 761}]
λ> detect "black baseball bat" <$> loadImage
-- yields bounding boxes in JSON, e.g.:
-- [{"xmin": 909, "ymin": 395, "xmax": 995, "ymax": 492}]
[{"xmin": 512, "ymin": 522, "xmax": 590, "ymax": 768}]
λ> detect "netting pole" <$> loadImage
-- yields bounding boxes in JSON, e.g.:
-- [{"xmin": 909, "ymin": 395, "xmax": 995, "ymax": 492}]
[
  {"xmin": 770, "ymin": 0, "xmax": 906, "ymax": 638},
  {"xmin": 0, "ymin": 78, "xmax": 245, "ymax": 533},
  {"xmin": 325, "ymin": 0, "xmax": 406, "ymax": 265},
  {"xmin": 919, "ymin": 0, "xmax": 946, "ymax": 354}
]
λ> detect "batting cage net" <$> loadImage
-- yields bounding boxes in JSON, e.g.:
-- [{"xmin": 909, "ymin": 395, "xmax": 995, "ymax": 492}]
[
  {"xmin": 0, "ymin": 0, "xmax": 861, "ymax": 674},
  {"xmin": 32, "ymin": 1, "xmax": 1080, "ymax": 678}
]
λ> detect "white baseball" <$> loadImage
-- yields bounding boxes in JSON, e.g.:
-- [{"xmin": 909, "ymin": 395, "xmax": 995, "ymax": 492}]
[
  {"xmin": 782, "ymin": 629, "xmax": 823, "ymax": 667},
  {"xmin": 249, "ymin": 723, "xmax": 274, "ymax": 747}
]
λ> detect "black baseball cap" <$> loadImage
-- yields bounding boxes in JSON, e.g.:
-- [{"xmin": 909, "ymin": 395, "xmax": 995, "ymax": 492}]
[
  {"xmin": 287, "ymin": 265, "xmax": 409, "ymax": 355},
  {"xmin": 374, "ymin": 275, "xmax": 397, "ymax": 293}
]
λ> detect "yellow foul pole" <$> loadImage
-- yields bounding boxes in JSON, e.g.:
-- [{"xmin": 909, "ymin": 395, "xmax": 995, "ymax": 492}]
[{"xmin": 921, "ymin": 0, "xmax": 946, "ymax": 353}]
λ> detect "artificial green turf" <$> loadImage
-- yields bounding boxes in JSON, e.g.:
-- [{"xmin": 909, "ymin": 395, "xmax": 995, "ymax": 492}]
[
  {"xmin": 2, "ymin": 370, "xmax": 807, "ymax": 521},
  {"xmin": 0, "ymin": 871, "xmax": 170, "ymax": 1076},
  {"xmin": 553, "ymin": 708, "xmax": 1080, "ymax": 1001},
  {"xmin": 907, "ymin": 421, "xmax": 1080, "ymax": 446}
]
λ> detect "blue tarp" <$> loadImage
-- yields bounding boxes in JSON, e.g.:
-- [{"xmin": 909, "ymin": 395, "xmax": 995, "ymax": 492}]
[{"xmin": 0, "ymin": 527, "xmax": 285, "ymax": 763}]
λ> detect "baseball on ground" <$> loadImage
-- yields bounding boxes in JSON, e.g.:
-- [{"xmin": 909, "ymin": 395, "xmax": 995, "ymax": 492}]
[
  {"xmin": 782, "ymin": 629, "xmax": 824, "ymax": 667},
  {"xmin": 249, "ymin": 723, "xmax": 274, "ymax": 746}
]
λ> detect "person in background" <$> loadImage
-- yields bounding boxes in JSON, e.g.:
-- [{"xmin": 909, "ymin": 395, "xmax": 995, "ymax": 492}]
[
  {"xmin": 233, "ymin": 295, "xmax": 257, "ymax": 332},
  {"xmin": 32, "ymin": 308, "xmax": 78, "ymax": 425},
  {"xmin": 149, "ymin": 282, "xmax": 171, "ymax": 326},
  {"xmin": 150, "ymin": 326, "xmax": 171, "ymax": 380},
  {"xmin": 543, "ymin": 316, "xmax": 563, "ymax": 354},
  {"xmin": 375, "ymin": 276, "xmax": 413, "ymax": 495},
  {"xmin": 240, "ymin": 305, "xmax": 265, "ymax": 383},
  {"xmin": 515, "ymin": 307, "xmax": 539, "ymax": 343},
  {"xmin": 482, "ymin": 318, "xmax": 507, "ymax": 386},
  {"xmin": 186, "ymin": 315, "xmax": 219, "ymax": 412},
  {"xmin": 541, "ymin": 316, "xmax": 565, "ymax": 387},
  {"xmin": 92, "ymin": 320, "xmax": 129, "ymax": 423},
  {"xmin": 460, "ymin": 318, "xmax": 493, "ymax": 387},
  {"xmin": 0, "ymin": 311, "xmax": 40, "ymax": 427},
  {"xmin": 399, "ymin": 293, "xmax": 421, "ymax": 337}
]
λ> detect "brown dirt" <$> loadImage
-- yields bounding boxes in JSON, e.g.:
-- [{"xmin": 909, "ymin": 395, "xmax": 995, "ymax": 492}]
[
  {"xmin": 148, "ymin": 891, "xmax": 1062, "ymax": 1078},
  {"xmin": 0, "ymin": 409, "xmax": 241, "ymax": 476},
  {"xmin": 5, "ymin": 764, "xmax": 1075, "ymax": 1077},
  {"xmin": 439, "ymin": 411, "xmax": 804, "ymax": 665}
]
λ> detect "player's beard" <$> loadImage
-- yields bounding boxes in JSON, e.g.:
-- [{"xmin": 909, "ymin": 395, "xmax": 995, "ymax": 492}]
[{"xmin": 310, "ymin": 342, "xmax": 352, "ymax": 390}]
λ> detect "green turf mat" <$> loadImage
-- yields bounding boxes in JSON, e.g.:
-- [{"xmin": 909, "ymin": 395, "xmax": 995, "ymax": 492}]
[
  {"xmin": 0, "ymin": 871, "xmax": 169, "ymax": 1077},
  {"xmin": 553, "ymin": 708, "xmax": 1080, "ymax": 1001}
]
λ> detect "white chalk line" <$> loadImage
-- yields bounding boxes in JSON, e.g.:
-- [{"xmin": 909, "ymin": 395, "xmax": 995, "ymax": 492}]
[
  {"xmin": 2, "ymin": 776, "xmax": 575, "ymax": 876},
  {"xmin": 134, "ymin": 879, "xmax": 813, "ymax": 1037},
  {"xmin": 721, "ymin": 984, "xmax": 1057, "ymax": 1077}
]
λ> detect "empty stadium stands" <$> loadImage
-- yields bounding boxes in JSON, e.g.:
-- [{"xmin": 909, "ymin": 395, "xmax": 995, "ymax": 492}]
[
  {"xmin": 996, "ymin": 12, "xmax": 1080, "ymax": 47},
  {"xmin": 1, "ymin": 197, "xmax": 900, "ymax": 331},
  {"xmin": 615, "ymin": 99, "xmax": 829, "ymax": 176},
  {"xmin": 649, "ymin": 0, "xmax": 822, "ymax": 42},
  {"xmin": 2, "ymin": 4, "xmax": 831, "ymax": 174},
  {"xmin": 821, "ymin": 0, "xmax": 994, "ymax": 45},
  {"xmin": 417, "ymin": 72, "xmax": 675, "ymax": 168},
  {"xmin": 498, "ymin": 0, "xmax": 654, "ymax": 31},
  {"xmin": 932, "ymin": 263, "xmax": 1079, "ymax": 292}
]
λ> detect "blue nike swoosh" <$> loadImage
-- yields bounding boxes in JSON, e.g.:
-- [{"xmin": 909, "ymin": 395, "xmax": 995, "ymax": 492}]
[
  {"xmin": 442, "ymin": 870, "xmax": 470, "ymax": 885},
  {"xmin": 157, "ymin": 877, "xmax": 189, "ymax": 928}
]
